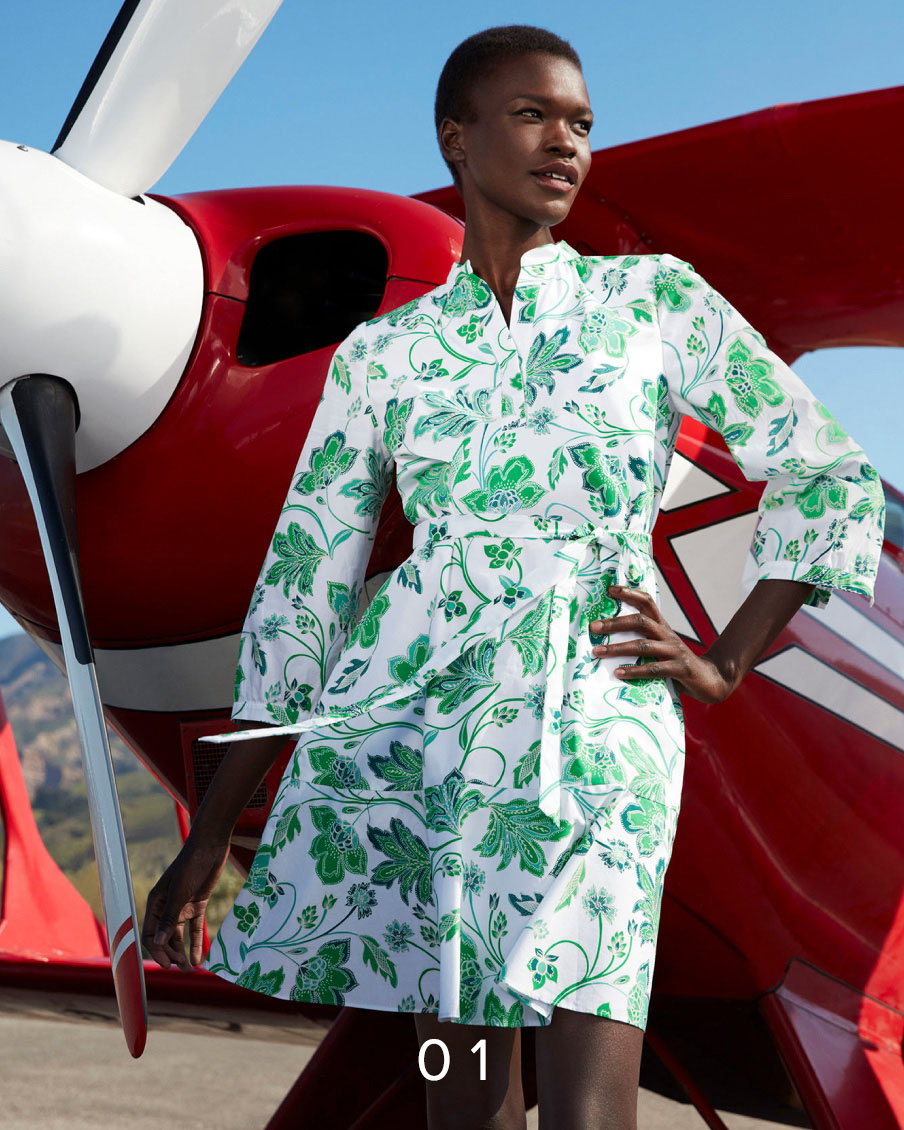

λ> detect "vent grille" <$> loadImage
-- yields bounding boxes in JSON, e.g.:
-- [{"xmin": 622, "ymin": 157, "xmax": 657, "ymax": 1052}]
[{"xmin": 191, "ymin": 740, "xmax": 269, "ymax": 808}]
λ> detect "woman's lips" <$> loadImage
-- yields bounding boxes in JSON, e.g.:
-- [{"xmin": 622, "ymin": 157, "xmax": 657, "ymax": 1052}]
[{"xmin": 531, "ymin": 171, "xmax": 575, "ymax": 193}]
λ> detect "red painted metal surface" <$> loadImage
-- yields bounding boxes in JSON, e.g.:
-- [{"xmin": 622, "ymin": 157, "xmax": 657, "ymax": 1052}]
[
  {"xmin": 160, "ymin": 184, "xmax": 463, "ymax": 299},
  {"xmin": 760, "ymin": 960, "xmax": 904, "ymax": 1129}
]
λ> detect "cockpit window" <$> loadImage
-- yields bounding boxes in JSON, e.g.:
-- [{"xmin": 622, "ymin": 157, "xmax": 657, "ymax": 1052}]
[
  {"xmin": 884, "ymin": 485, "xmax": 904, "ymax": 552},
  {"xmin": 236, "ymin": 230, "xmax": 388, "ymax": 366}
]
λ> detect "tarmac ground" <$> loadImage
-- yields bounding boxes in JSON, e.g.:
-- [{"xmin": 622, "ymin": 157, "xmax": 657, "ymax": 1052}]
[{"xmin": 0, "ymin": 1013, "xmax": 803, "ymax": 1130}]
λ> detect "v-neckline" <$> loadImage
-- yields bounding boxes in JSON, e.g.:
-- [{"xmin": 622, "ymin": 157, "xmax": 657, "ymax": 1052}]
[
  {"xmin": 449, "ymin": 238, "xmax": 575, "ymax": 336},
  {"xmin": 439, "ymin": 240, "xmax": 579, "ymax": 422}
]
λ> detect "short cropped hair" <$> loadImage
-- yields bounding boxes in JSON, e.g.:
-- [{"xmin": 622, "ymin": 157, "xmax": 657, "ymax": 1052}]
[{"xmin": 434, "ymin": 26, "xmax": 583, "ymax": 187}]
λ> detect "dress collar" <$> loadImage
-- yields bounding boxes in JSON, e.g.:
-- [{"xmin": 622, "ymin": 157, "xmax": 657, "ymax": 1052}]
[{"xmin": 443, "ymin": 239, "xmax": 579, "ymax": 288}]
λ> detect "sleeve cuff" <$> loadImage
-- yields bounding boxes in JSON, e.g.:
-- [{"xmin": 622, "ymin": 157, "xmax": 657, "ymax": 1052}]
[{"xmin": 741, "ymin": 551, "xmax": 878, "ymax": 611}]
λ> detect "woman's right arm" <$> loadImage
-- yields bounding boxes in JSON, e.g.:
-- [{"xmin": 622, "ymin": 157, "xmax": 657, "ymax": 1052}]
[
  {"xmin": 144, "ymin": 319, "xmax": 394, "ymax": 968},
  {"xmin": 189, "ymin": 718, "xmax": 289, "ymax": 844},
  {"xmin": 141, "ymin": 719, "xmax": 289, "ymax": 970}
]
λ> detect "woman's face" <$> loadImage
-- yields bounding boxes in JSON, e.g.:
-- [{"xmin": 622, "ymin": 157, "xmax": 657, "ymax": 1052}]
[{"xmin": 441, "ymin": 52, "xmax": 594, "ymax": 229}]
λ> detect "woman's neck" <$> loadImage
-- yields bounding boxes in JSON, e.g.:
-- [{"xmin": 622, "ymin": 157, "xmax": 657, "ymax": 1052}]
[{"xmin": 458, "ymin": 209, "xmax": 555, "ymax": 326}]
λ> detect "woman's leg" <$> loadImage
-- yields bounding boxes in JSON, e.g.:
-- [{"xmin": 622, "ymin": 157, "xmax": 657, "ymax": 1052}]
[
  {"xmin": 413, "ymin": 1012, "xmax": 527, "ymax": 1130},
  {"xmin": 534, "ymin": 1007, "xmax": 644, "ymax": 1130}
]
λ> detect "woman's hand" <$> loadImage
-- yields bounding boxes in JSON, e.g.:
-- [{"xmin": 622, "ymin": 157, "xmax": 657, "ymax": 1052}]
[
  {"xmin": 590, "ymin": 584, "xmax": 736, "ymax": 704},
  {"xmin": 142, "ymin": 837, "xmax": 232, "ymax": 971}
]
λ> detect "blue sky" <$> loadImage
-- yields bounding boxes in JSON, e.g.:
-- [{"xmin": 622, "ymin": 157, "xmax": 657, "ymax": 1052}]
[{"xmin": 0, "ymin": 0, "xmax": 900, "ymax": 639}]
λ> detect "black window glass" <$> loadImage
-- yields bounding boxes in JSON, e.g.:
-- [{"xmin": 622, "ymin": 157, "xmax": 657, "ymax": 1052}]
[{"xmin": 236, "ymin": 230, "xmax": 388, "ymax": 367}]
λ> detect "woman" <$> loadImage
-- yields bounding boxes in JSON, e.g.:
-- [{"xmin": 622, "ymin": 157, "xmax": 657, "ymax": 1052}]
[{"xmin": 144, "ymin": 25, "xmax": 885, "ymax": 1130}]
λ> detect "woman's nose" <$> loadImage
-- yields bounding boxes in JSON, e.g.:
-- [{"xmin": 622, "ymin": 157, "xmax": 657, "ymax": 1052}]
[{"xmin": 545, "ymin": 124, "xmax": 576, "ymax": 155}]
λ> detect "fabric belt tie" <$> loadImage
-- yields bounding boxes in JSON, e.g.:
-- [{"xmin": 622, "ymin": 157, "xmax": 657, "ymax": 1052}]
[{"xmin": 412, "ymin": 514, "xmax": 655, "ymax": 824}]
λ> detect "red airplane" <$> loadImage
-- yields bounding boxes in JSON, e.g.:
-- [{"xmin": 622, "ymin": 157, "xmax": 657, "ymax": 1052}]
[{"xmin": 0, "ymin": 1, "xmax": 902, "ymax": 1126}]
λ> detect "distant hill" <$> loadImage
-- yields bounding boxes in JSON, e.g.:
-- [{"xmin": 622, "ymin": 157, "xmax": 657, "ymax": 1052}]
[
  {"xmin": 0, "ymin": 632, "xmax": 244, "ymax": 942},
  {"xmin": 0, "ymin": 631, "xmax": 140, "ymax": 797}
]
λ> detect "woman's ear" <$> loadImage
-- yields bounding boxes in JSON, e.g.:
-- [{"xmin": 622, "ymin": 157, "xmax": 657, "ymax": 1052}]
[{"xmin": 438, "ymin": 117, "xmax": 466, "ymax": 178}]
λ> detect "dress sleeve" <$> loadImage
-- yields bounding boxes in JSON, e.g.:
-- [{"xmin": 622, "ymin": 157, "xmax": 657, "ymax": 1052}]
[
  {"xmin": 231, "ymin": 321, "xmax": 394, "ymax": 726},
  {"xmin": 655, "ymin": 252, "xmax": 886, "ymax": 611}
]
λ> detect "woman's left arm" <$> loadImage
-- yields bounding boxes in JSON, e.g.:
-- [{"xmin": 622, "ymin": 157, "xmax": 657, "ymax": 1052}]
[
  {"xmin": 654, "ymin": 252, "xmax": 885, "ymax": 614},
  {"xmin": 591, "ymin": 576, "xmax": 816, "ymax": 704},
  {"xmin": 703, "ymin": 576, "xmax": 817, "ymax": 696},
  {"xmin": 597, "ymin": 254, "xmax": 887, "ymax": 702}
]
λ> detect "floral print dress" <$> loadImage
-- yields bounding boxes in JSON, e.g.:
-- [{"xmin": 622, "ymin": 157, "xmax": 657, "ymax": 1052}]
[{"xmin": 201, "ymin": 241, "xmax": 885, "ymax": 1031}]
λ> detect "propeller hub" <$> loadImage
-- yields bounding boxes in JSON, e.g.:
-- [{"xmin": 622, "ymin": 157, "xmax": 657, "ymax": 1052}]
[{"xmin": 0, "ymin": 141, "xmax": 203, "ymax": 471}]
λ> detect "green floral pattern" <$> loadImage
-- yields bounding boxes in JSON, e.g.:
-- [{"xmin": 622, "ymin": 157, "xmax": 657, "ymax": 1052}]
[{"xmin": 206, "ymin": 242, "xmax": 883, "ymax": 1034}]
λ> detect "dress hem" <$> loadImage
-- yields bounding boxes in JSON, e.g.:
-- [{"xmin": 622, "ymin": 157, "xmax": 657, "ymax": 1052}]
[{"xmin": 203, "ymin": 962, "xmax": 646, "ymax": 1032}]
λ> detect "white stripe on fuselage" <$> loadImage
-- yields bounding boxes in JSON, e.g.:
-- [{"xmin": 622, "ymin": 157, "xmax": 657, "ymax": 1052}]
[{"xmin": 754, "ymin": 646, "xmax": 904, "ymax": 751}]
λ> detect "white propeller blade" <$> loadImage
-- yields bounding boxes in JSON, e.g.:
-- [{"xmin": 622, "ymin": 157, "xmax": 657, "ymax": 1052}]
[
  {"xmin": 0, "ymin": 377, "xmax": 148, "ymax": 1057},
  {"xmin": 52, "ymin": 0, "xmax": 283, "ymax": 197}
]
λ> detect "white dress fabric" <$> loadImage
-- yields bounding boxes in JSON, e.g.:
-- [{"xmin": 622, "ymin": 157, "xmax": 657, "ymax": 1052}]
[{"xmin": 202, "ymin": 242, "xmax": 885, "ymax": 1031}]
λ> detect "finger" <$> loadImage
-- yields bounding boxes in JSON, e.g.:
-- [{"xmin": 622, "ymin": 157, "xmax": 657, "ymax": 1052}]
[
  {"xmin": 149, "ymin": 933, "xmax": 176, "ymax": 970},
  {"xmin": 188, "ymin": 915, "xmax": 206, "ymax": 967},
  {"xmin": 614, "ymin": 659, "xmax": 679, "ymax": 679},
  {"xmin": 590, "ymin": 611, "xmax": 664, "ymax": 638},
  {"xmin": 156, "ymin": 924, "xmax": 187, "ymax": 973},
  {"xmin": 149, "ymin": 938, "xmax": 173, "ymax": 970},
  {"xmin": 592, "ymin": 638, "xmax": 675, "ymax": 659},
  {"xmin": 142, "ymin": 888, "xmax": 175, "ymax": 967},
  {"xmin": 141, "ymin": 888, "xmax": 163, "ymax": 948},
  {"xmin": 149, "ymin": 901, "xmax": 184, "ymax": 968},
  {"xmin": 601, "ymin": 585, "xmax": 663, "ymax": 622},
  {"xmin": 168, "ymin": 924, "xmax": 191, "ymax": 972}
]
